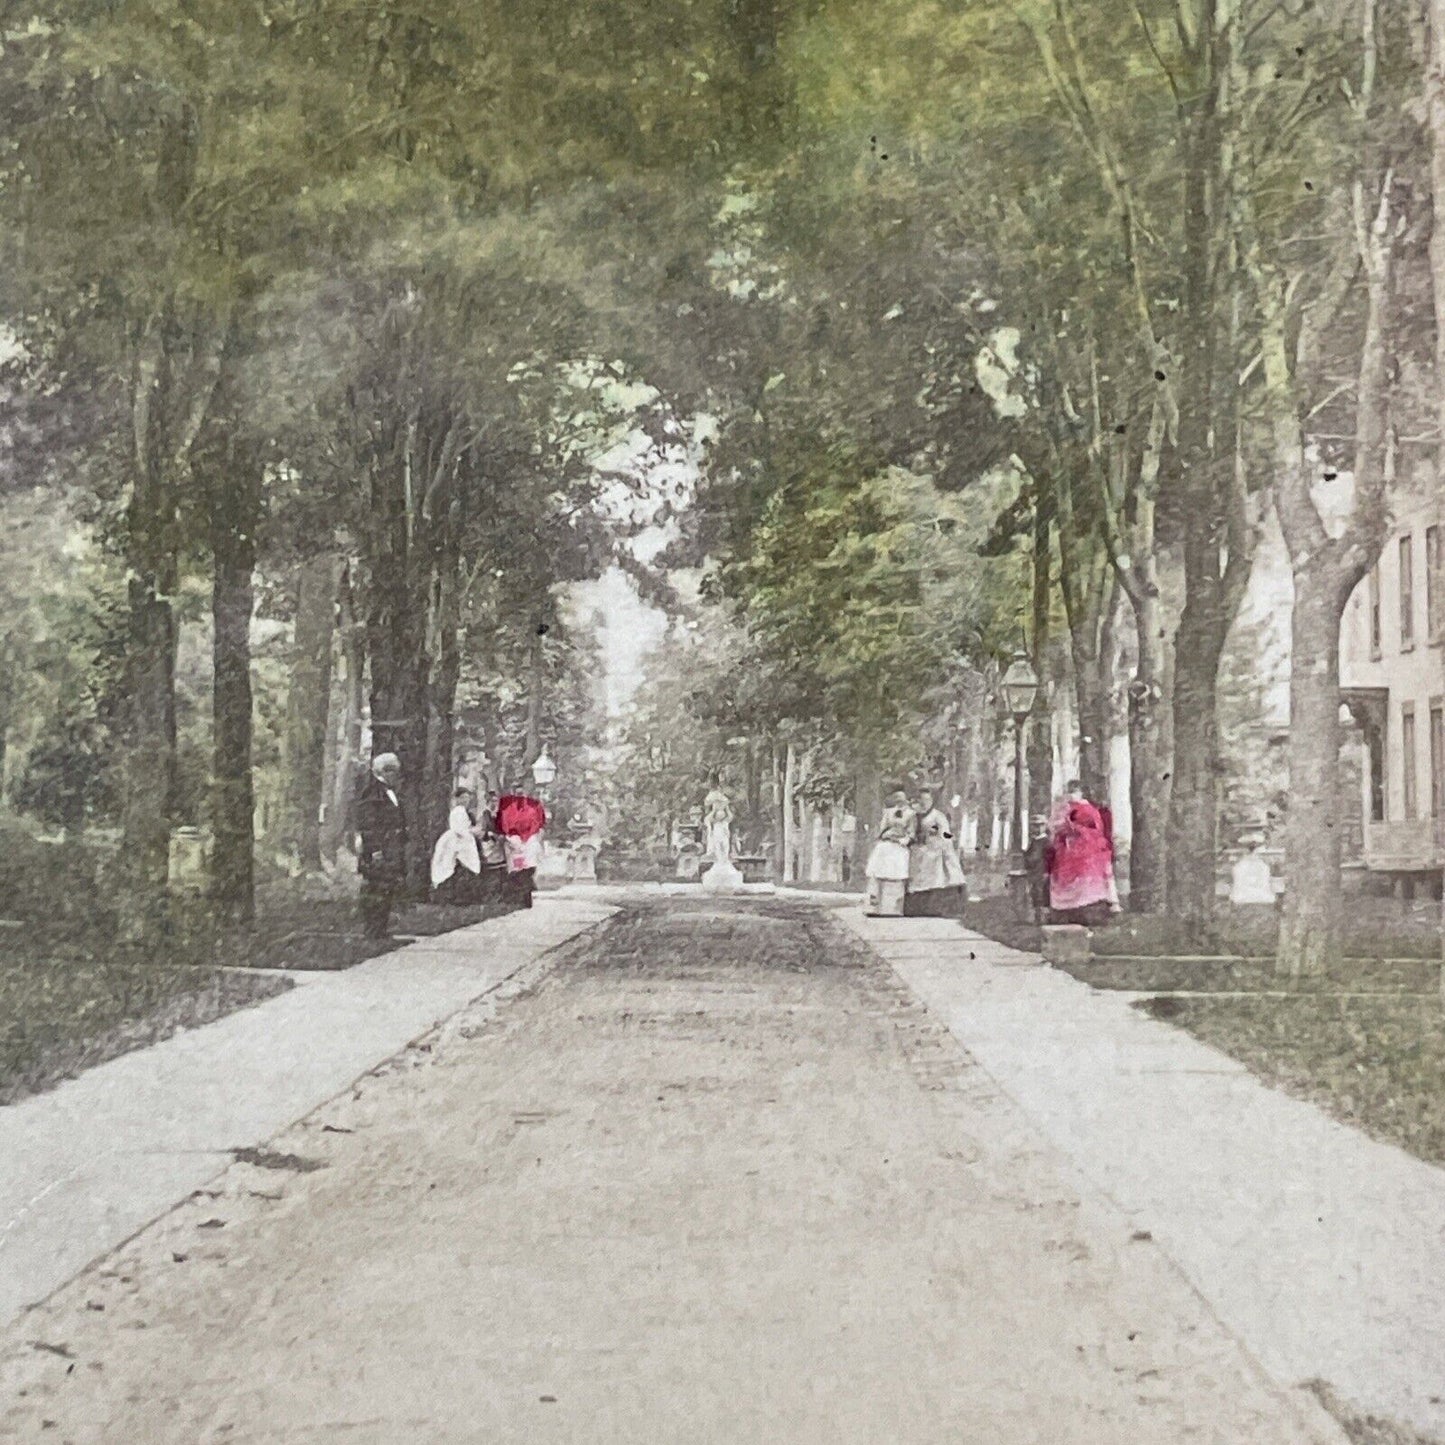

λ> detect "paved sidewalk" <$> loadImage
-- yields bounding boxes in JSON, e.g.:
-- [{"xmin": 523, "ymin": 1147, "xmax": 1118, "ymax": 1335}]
[
  {"xmin": 0, "ymin": 897, "xmax": 613, "ymax": 1326},
  {"xmin": 842, "ymin": 911, "xmax": 1445, "ymax": 1439}
]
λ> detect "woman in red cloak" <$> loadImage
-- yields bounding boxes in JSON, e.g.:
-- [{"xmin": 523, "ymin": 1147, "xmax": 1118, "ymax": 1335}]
[
  {"xmin": 1045, "ymin": 780, "xmax": 1121, "ymax": 925},
  {"xmin": 494, "ymin": 793, "xmax": 547, "ymax": 910}
]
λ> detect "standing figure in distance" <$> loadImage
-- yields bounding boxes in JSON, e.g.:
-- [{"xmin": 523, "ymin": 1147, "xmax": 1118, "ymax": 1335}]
[
  {"xmin": 1045, "ymin": 778, "xmax": 1121, "ymax": 925},
  {"xmin": 430, "ymin": 787, "xmax": 484, "ymax": 906},
  {"xmin": 475, "ymin": 788, "xmax": 509, "ymax": 906},
  {"xmin": 357, "ymin": 752, "xmax": 407, "ymax": 939},
  {"xmin": 865, "ymin": 790, "xmax": 916, "ymax": 917},
  {"xmin": 496, "ymin": 792, "xmax": 547, "ymax": 910},
  {"xmin": 905, "ymin": 785, "xmax": 967, "ymax": 917},
  {"xmin": 1023, "ymin": 814, "xmax": 1052, "ymax": 923}
]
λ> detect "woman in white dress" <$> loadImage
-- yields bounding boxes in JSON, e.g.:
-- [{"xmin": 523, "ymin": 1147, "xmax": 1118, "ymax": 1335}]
[
  {"xmin": 905, "ymin": 786, "xmax": 967, "ymax": 917},
  {"xmin": 865, "ymin": 791, "xmax": 916, "ymax": 917},
  {"xmin": 430, "ymin": 788, "xmax": 484, "ymax": 905}
]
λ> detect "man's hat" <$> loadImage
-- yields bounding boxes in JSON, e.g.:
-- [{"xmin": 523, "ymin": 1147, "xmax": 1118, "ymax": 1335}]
[{"xmin": 885, "ymin": 790, "xmax": 911, "ymax": 807}]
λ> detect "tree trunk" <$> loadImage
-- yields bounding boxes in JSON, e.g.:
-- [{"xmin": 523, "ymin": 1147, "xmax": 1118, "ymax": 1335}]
[
  {"xmin": 1269, "ymin": 142, "xmax": 1396, "ymax": 972},
  {"xmin": 1028, "ymin": 481, "xmax": 1055, "ymax": 826},
  {"xmin": 364, "ymin": 445, "xmax": 428, "ymax": 895},
  {"xmin": 118, "ymin": 580, "xmax": 176, "ymax": 941},
  {"xmin": 957, "ymin": 723, "xmax": 978, "ymax": 849},
  {"xmin": 1054, "ymin": 459, "xmax": 1115, "ymax": 808},
  {"xmin": 281, "ymin": 552, "xmax": 338, "ymax": 871},
  {"xmin": 744, "ymin": 738, "xmax": 762, "ymax": 850},
  {"xmin": 1071, "ymin": 644, "xmax": 1111, "ymax": 803},
  {"xmin": 118, "ymin": 340, "xmax": 181, "ymax": 942},
  {"xmin": 421, "ymin": 545, "xmax": 464, "ymax": 880},
  {"xmin": 525, "ymin": 623, "xmax": 544, "ymax": 765},
  {"xmin": 1027, "ymin": 708, "xmax": 1053, "ymax": 833},
  {"xmin": 0, "ymin": 672, "xmax": 12, "ymax": 802},
  {"xmin": 1277, "ymin": 572, "xmax": 1350, "ymax": 975},
  {"xmin": 771, "ymin": 741, "xmax": 787, "ymax": 883},
  {"xmin": 853, "ymin": 759, "xmax": 881, "ymax": 877},
  {"xmin": 117, "ymin": 121, "xmax": 215, "ymax": 942},
  {"xmin": 480, "ymin": 714, "xmax": 501, "ymax": 796},
  {"xmin": 781, "ymin": 742, "xmax": 798, "ymax": 883},
  {"xmin": 210, "ymin": 459, "xmax": 260, "ymax": 927},
  {"xmin": 322, "ymin": 565, "xmax": 365, "ymax": 862},
  {"xmin": 973, "ymin": 712, "xmax": 996, "ymax": 855},
  {"xmin": 1127, "ymin": 589, "xmax": 1175, "ymax": 912},
  {"xmin": 1165, "ymin": 12, "xmax": 1229, "ymax": 928},
  {"xmin": 319, "ymin": 645, "xmax": 345, "ymax": 863},
  {"xmin": 1165, "ymin": 636, "xmax": 1224, "ymax": 925}
]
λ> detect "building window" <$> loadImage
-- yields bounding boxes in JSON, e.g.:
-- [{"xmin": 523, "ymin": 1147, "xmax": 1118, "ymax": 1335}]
[
  {"xmin": 1369, "ymin": 565, "xmax": 1382, "ymax": 659},
  {"xmin": 1432, "ymin": 702, "xmax": 1445, "ymax": 821},
  {"xmin": 1363, "ymin": 712, "xmax": 1386, "ymax": 822},
  {"xmin": 1402, "ymin": 703, "xmax": 1418, "ymax": 821},
  {"xmin": 1428, "ymin": 526, "xmax": 1443, "ymax": 643},
  {"xmin": 1400, "ymin": 534, "xmax": 1415, "ymax": 650}
]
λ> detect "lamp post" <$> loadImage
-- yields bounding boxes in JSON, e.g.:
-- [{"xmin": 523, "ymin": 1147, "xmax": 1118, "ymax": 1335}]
[
  {"xmin": 531, "ymin": 747, "xmax": 557, "ymax": 804},
  {"xmin": 1001, "ymin": 652, "xmax": 1040, "ymax": 858}
]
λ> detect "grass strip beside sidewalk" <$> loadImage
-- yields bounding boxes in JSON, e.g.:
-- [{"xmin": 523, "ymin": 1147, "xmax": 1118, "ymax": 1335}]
[
  {"xmin": 0, "ymin": 954, "xmax": 291, "ymax": 1108},
  {"xmin": 964, "ymin": 893, "xmax": 1445, "ymax": 1170},
  {"xmin": 1147, "ymin": 993, "xmax": 1445, "ymax": 1171},
  {"xmin": 0, "ymin": 895, "xmax": 498, "ymax": 1108}
]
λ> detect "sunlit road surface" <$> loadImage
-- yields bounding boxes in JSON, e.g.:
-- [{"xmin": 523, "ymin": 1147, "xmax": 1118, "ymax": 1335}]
[{"xmin": 0, "ymin": 898, "xmax": 1340, "ymax": 1443}]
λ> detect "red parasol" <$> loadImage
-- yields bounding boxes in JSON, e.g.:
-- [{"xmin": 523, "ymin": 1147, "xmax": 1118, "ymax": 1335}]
[{"xmin": 495, "ymin": 794, "xmax": 547, "ymax": 841}]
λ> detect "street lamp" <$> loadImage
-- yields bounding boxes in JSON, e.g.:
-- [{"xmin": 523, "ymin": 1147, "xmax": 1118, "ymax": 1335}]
[
  {"xmin": 531, "ymin": 748, "xmax": 557, "ymax": 793},
  {"xmin": 1001, "ymin": 652, "xmax": 1039, "ymax": 857}
]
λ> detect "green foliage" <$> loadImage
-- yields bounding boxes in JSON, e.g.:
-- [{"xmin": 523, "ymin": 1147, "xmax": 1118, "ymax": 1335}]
[
  {"xmin": 606, "ymin": 622, "xmax": 743, "ymax": 849},
  {"xmin": 719, "ymin": 435, "xmax": 1018, "ymax": 759},
  {"xmin": 11, "ymin": 716, "xmax": 114, "ymax": 832}
]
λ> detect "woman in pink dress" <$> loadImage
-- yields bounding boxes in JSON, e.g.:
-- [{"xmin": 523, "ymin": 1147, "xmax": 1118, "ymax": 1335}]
[
  {"xmin": 495, "ymin": 793, "xmax": 547, "ymax": 911},
  {"xmin": 1045, "ymin": 780, "xmax": 1120, "ymax": 925}
]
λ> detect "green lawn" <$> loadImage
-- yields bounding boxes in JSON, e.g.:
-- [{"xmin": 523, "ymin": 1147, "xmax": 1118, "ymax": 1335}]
[
  {"xmin": 0, "ymin": 945, "xmax": 292, "ymax": 1107},
  {"xmin": 1150, "ymin": 992, "xmax": 1445, "ymax": 1171},
  {"xmin": 1062, "ymin": 954, "xmax": 1438, "ymax": 995},
  {"xmin": 0, "ymin": 892, "xmax": 498, "ymax": 1106},
  {"xmin": 963, "ymin": 893, "xmax": 1442, "ymax": 964},
  {"xmin": 960, "ymin": 892, "xmax": 1445, "ymax": 1169},
  {"xmin": 962, "ymin": 894, "xmax": 1445, "ymax": 1171}
]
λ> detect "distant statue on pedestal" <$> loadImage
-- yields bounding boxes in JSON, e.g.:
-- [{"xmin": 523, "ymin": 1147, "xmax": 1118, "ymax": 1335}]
[
  {"xmin": 1230, "ymin": 819, "xmax": 1276, "ymax": 906},
  {"xmin": 701, "ymin": 773, "xmax": 745, "ymax": 893},
  {"xmin": 567, "ymin": 797, "xmax": 600, "ymax": 882}
]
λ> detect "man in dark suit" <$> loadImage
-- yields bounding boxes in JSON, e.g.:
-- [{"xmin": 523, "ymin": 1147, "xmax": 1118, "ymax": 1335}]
[{"xmin": 357, "ymin": 752, "xmax": 407, "ymax": 938}]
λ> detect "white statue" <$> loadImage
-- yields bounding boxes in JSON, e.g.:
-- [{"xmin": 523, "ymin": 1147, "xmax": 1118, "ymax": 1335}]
[
  {"xmin": 703, "ymin": 779, "xmax": 733, "ymax": 860},
  {"xmin": 701, "ymin": 774, "xmax": 745, "ymax": 893}
]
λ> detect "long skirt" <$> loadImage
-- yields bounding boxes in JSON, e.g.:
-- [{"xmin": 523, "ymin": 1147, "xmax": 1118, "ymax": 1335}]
[
  {"xmin": 432, "ymin": 865, "xmax": 486, "ymax": 907},
  {"xmin": 904, "ymin": 884, "xmax": 966, "ymax": 918},
  {"xmin": 1048, "ymin": 901, "xmax": 1114, "ymax": 928},
  {"xmin": 501, "ymin": 866, "xmax": 536, "ymax": 911},
  {"xmin": 478, "ymin": 862, "xmax": 507, "ymax": 905},
  {"xmin": 866, "ymin": 878, "xmax": 907, "ymax": 917}
]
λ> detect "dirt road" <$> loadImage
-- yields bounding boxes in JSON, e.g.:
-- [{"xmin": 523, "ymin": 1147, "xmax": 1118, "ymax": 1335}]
[{"xmin": 0, "ymin": 899, "xmax": 1338, "ymax": 1442}]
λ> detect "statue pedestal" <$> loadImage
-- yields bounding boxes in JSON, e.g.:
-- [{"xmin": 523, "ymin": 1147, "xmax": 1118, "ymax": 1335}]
[
  {"xmin": 568, "ymin": 843, "xmax": 598, "ymax": 882},
  {"xmin": 1230, "ymin": 850, "xmax": 1275, "ymax": 906},
  {"xmin": 702, "ymin": 856, "xmax": 746, "ymax": 894}
]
